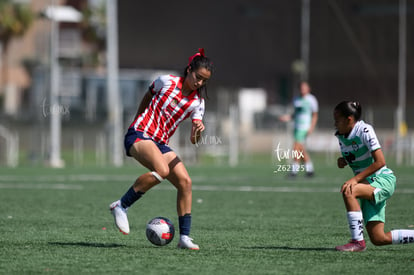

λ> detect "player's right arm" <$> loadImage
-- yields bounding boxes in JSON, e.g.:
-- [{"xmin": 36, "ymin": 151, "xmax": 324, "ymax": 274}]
[
  {"xmin": 340, "ymin": 148, "xmax": 385, "ymax": 194},
  {"xmin": 307, "ymin": 111, "xmax": 318, "ymax": 136},
  {"xmin": 133, "ymin": 90, "xmax": 153, "ymax": 121},
  {"xmin": 307, "ymin": 95, "xmax": 319, "ymax": 136},
  {"xmin": 279, "ymin": 114, "xmax": 292, "ymax": 122},
  {"xmin": 337, "ymin": 157, "xmax": 347, "ymax": 168}
]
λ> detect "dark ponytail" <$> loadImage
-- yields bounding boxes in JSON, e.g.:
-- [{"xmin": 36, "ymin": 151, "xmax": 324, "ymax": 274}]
[
  {"xmin": 183, "ymin": 54, "xmax": 214, "ymax": 99},
  {"xmin": 334, "ymin": 101, "xmax": 362, "ymax": 121}
]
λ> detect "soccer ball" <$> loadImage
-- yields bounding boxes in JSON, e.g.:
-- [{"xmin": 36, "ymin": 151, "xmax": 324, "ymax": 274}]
[{"xmin": 146, "ymin": 217, "xmax": 175, "ymax": 246}]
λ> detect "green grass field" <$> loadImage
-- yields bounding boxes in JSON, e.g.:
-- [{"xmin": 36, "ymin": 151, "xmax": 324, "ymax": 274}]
[{"xmin": 1, "ymin": 155, "xmax": 414, "ymax": 274}]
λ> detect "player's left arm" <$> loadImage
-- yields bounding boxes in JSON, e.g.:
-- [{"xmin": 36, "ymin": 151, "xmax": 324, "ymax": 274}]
[
  {"xmin": 190, "ymin": 99, "xmax": 205, "ymax": 144},
  {"xmin": 307, "ymin": 95, "xmax": 318, "ymax": 136},
  {"xmin": 190, "ymin": 119, "xmax": 205, "ymax": 144},
  {"xmin": 307, "ymin": 112, "xmax": 318, "ymax": 135}
]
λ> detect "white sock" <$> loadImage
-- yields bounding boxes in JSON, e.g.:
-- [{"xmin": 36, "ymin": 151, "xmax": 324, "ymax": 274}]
[
  {"xmin": 391, "ymin": 230, "xmax": 414, "ymax": 244},
  {"xmin": 305, "ymin": 161, "xmax": 314, "ymax": 173},
  {"xmin": 347, "ymin": 211, "xmax": 364, "ymax": 241},
  {"xmin": 291, "ymin": 162, "xmax": 300, "ymax": 174}
]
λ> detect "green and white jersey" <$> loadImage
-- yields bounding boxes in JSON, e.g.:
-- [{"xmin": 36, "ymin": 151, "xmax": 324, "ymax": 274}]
[
  {"xmin": 335, "ymin": 120, "xmax": 392, "ymax": 176},
  {"xmin": 293, "ymin": 94, "xmax": 318, "ymax": 131}
]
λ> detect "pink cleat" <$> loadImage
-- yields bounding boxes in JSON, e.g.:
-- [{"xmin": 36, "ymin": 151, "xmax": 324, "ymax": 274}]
[{"xmin": 335, "ymin": 240, "xmax": 366, "ymax": 252}]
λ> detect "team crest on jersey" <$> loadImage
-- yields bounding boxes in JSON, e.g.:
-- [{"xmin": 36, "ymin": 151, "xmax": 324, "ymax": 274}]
[
  {"xmin": 170, "ymin": 99, "xmax": 178, "ymax": 108},
  {"xmin": 352, "ymin": 141, "xmax": 359, "ymax": 151}
]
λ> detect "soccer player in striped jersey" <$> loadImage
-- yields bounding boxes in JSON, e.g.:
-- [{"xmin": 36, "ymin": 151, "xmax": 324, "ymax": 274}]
[
  {"xmin": 334, "ymin": 101, "xmax": 414, "ymax": 252},
  {"xmin": 109, "ymin": 49, "xmax": 213, "ymax": 250}
]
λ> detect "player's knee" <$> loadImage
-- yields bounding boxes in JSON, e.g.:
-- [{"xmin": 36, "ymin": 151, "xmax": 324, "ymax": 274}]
[
  {"xmin": 341, "ymin": 191, "xmax": 356, "ymax": 200},
  {"xmin": 152, "ymin": 169, "xmax": 168, "ymax": 183},
  {"xmin": 368, "ymin": 233, "xmax": 389, "ymax": 246},
  {"xmin": 178, "ymin": 176, "xmax": 192, "ymax": 192},
  {"xmin": 183, "ymin": 176, "xmax": 192, "ymax": 188},
  {"xmin": 154, "ymin": 166, "xmax": 169, "ymax": 179}
]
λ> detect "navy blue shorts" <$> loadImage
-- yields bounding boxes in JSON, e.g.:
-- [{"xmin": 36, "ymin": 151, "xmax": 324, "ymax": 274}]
[{"xmin": 124, "ymin": 128, "xmax": 173, "ymax": 156}]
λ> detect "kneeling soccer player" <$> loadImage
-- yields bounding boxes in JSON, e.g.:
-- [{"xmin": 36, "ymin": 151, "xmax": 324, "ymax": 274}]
[{"xmin": 334, "ymin": 100, "xmax": 414, "ymax": 252}]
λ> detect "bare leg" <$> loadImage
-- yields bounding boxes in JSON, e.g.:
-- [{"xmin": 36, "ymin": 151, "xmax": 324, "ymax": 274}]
[
  {"xmin": 163, "ymin": 153, "xmax": 199, "ymax": 249},
  {"xmin": 163, "ymin": 153, "xmax": 192, "ymax": 216},
  {"xmin": 293, "ymin": 142, "xmax": 307, "ymax": 163},
  {"xmin": 293, "ymin": 142, "xmax": 314, "ymax": 175},
  {"xmin": 366, "ymin": 221, "xmax": 392, "ymax": 245},
  {"xmin": 342, "ymin": 182, "xmax": 375, "ymax": 211},
  {"xmin": 335, "ymin": 182, "xmax": 375, "ymax": 251},
  {"xmin": 129, "ymin": 140, "xmax": 170, "ymax": 192}
]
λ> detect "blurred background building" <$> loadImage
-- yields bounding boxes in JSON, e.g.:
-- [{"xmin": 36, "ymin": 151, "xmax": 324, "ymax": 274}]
[{"xmin": 0, "ymin": 0, "xmax": 413, "ymax": 167}]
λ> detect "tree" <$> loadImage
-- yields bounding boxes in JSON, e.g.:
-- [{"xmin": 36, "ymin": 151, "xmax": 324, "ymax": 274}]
[
  {"xmin": 79, "ymin": 0, "xmax": 106, "ymax": 68},
  {"xmin": 0, "ymin": 0, "xmax": 34, "ymax": 97}
]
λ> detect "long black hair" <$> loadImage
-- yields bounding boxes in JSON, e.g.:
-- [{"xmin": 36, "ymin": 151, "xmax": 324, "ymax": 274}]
[
  {"xmin": 183, "ymin": 54, "xmax": 214, "ymax": 99},
  {"xmin": 334, "ymin": 101, "xmax": 362, "ymax": 121}
]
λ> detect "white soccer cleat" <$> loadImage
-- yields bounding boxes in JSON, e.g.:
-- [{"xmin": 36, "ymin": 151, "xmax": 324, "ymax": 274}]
[
  {"xmin": 109, "ymin": 200, "xmax": 130, "ymax": 235},
  {"xmin": 177, "ymin": 235, "xmax": 200, "ymax": 250}
]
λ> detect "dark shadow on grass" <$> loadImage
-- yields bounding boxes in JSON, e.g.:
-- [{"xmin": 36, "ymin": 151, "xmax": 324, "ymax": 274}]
[
  {"xmin": 49, "ymin": 241, "xmax": 126, "ymax": 248},
  {"xmin": 244, "ymin": 246, "xmax": 336, "ymax": 252}
]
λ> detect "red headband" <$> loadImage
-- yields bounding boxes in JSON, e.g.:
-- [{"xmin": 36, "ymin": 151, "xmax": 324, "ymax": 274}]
[{"xmin": 188, "ymin": 48, "xmax": 205, "ymax": 65}]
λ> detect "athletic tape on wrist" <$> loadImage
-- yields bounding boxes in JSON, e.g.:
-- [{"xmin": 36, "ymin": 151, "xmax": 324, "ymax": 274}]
[{"xmin": 151, "ymin": 171, "xmax": 164, "ymax": 182}]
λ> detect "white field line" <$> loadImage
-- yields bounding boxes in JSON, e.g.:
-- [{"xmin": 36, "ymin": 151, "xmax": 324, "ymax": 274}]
[
  {"xmin": 155, "ymin": 185, "xmax": 339, "ymax": 193},
  {"xmin": 0, "ymin": 175, "xmax": 413, "ymax": 193},
  {"xmin": 156, "ymin": 185, "xmax": 414, "ymax": 194},
  {"xmin": 0, "ymin": 175, "xmax": 248, "ymax": 183},
  {"xmin": 0, "ymin": 183, "xmax": 83, "ymax": 190},
  {"xmin": 0, "ymin": 175, "xmax": 132, "ymax": 182}
]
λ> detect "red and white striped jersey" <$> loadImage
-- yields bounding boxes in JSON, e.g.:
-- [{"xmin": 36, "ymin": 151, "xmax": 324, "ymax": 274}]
[{"xmin": 129, "ymin": 74, "xmax": 205, "ymax": 144}]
